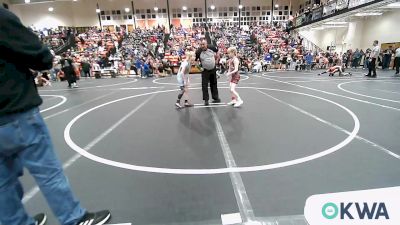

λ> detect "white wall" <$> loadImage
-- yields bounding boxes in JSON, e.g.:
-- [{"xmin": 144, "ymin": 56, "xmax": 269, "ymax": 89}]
[
  {"xmin": 8, "ymin": 0, "xmax": 299, "ymax": 28},
  {"xmin": 360, "ymin": 10, "xmax": 400, "ymax": 49},
  {"xmin": 299, "ymin": 27, "xmax": 348, "ymax": 53},
  {"xmin": 343, "ymin": 20, "xmax": 364, "ymax": 50},
  {"xmin": 298, "ymin": 9, "xmax": 400, "ymax": 52},
  {"xmin": 10, "ymin": 1, "xmax": 74, "ymax": 29}
]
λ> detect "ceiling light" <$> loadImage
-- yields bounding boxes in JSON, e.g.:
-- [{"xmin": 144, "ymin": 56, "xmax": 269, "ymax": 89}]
[
  {"xmin": 73, "ymin": 0, "xmax": 77, "ymax": 2},
  {"xmin": 96, "ymin": 8, "xmax": 101, "ymax": 13},
  {"xmin": 24, "ymin": 0, "xmax": 30, "ymax": 3},
  {"xmin": 48, "ymin": 7, "xmax": 54, "ymax": 12},
  {"xmin": 238, "ymin": 4, "xmax": 243, "ymax": 9},
  {"xmin": 154, "ymin": 6, "xmax": 159, "ymax": 11},
  {"xmin": 125, "ymin": 8, "xmax": 130, "ymax": 13},
  {"xmin": 182, "ymin": 6, "xmax": 187, "ymax": 11},
  {"xmin": 275, "ymin": 4, "xmax": 279, "ymax": 8},
  {"xmin": 355, "ymin": 12, "xmax": 382, "ymax": 16},
  {"xmin": 210, "ymin": 5, "xmax": 215, "ymax": 10}
]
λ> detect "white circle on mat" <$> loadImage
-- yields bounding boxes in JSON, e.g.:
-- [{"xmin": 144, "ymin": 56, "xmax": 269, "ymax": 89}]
[
  {"xmin": 40, "ymin": 95, "xmax": 67, "ymax": 113},
  {"xmin": 39, "ymin": 79, "xmax": 138, "ymax": 92},
  {"xmin": 64, "ymin": 87, "xmax": 360, "ymax": 174},
  {"xmin": 338, "ymin": 80, "xmax": 400, "ymax": 103}
]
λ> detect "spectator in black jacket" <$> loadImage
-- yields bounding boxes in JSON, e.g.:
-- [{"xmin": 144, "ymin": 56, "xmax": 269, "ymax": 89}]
[
  {"xmin": 0, "ymin": 7, "xmax": 110, "ymax": 225},
  {"xmin": 60, "ymin": 53, "xmax": 78, "ymax": 88},
  {"xmin": 81, "ymin": 59, "xmax": 91, "ymax": 77}
]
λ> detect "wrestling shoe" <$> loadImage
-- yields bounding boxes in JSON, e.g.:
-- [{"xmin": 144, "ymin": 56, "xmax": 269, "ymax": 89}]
[
  {"xmin": 184, "ymin": 102, "xmax": 194, "ymax": 107},
  {"xmin": 227, "ymin": 100, "xmax": 237, "ymax": 106},
  {"xmin": 34, "ymin": 213, "xmax": 47, "ymax": 225},
  {"xmin": 234, "ymin": 100, "xmax": 243, "ymax": 108},
  {"xmin": 175, "ymin": 102, "xmax": 183, "ymax": 108}
]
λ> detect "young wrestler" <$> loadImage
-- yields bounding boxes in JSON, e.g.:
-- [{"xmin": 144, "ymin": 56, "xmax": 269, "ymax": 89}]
[
  {"xmin": 175, "ymin": 52, "xmax": 195, "ymax": 108},
  {"xmin": 226, "ymin": 47, "xmax": 243, "ymax": 107},
  {"xmin": 318, "ymin": 64, "xmax": 352, "ymax": 76}
]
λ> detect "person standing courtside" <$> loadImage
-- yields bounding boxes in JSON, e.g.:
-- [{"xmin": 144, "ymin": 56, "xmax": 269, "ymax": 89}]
[
  {"xmin": 0, "ymin": 7, "xmax": 111, "ymax": 225},
  {"xmin": 196, "ymin": 40, "xmax": 221, "ymax": 106},
  {"xmin": 60, "ymin": 53, "xmax": 78, "ymax": 88},
  {"xmin": 395, "ymin": 46, "xmax": 400, "ymax": 76},
  {"xmin": 365, "ymin": 40, "xmax": 380, "ymax": 78}
]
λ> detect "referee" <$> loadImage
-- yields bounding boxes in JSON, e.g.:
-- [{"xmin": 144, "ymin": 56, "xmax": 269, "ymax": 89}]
[
  {"xmin": 196, "ymin": 40, "xmax": 221, "ymax": 106},
  {"xmin": 365, "ymin": 40, "xmax": 380, "ymax": 78}
]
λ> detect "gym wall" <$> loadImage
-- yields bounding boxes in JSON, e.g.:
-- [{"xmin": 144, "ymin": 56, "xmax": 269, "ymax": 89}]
[
  {"xmin": 299, "ymin": 9, "xmax": 400, "ymax": 53},
  {"xmin": 8, "ymin": 0, "xmax": 298, "ymax": 29}
]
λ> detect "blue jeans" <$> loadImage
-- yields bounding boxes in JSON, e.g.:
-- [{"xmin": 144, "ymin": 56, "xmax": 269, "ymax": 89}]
[
  {"xmin": 0, "ymin": 108, "xmax": 86, "ymax": 225},
  {"xmin": 364, "ymin": 59, "xmax": 370, "ymax": 69}
]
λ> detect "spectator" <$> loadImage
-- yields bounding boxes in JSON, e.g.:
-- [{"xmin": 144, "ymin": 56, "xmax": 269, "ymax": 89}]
[
  {"xmin": 305, "ymin": 52, "xmax": 313, "ymax": 71},
  {"xmin": 0, "ymin": 7, "xmax": 111, "ymax": 225},
  {"xmin": 394, "ymin": 46, "xmax": 400, "ymax": 75},
  {"xmin": 352, "ymin": 49, "xmax": 361, "ymax": 68},
  {"xmin": 81, "ymin": 59, "xmax": 91, "ymax": 77}
]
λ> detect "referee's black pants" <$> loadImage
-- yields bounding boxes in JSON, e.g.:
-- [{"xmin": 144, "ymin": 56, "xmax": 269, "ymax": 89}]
[
  {"xmin": 201, "ymin": 68, "xmax": 219, "ymax": 101},
  {"xmin": 395, "ymin": 57, "xmax": 400, "ymax": 74},
  {"xmin": 368, "ymin": 58, "xmax": 377, "ymax": 77}
]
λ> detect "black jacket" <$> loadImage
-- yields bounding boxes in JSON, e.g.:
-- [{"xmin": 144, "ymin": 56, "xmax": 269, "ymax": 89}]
[{"xmin": 0, "ymin": 7, "xmax": 53, "ymax": 116}]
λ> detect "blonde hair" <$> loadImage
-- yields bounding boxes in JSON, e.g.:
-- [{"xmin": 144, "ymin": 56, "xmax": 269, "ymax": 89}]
[
  {"xmin": 185, "ymin": 52, "xmax": 194, "ymax": 60},
  {"xmin": 227, "ymin": 47, "xmax": 237, "ymax": 55}
]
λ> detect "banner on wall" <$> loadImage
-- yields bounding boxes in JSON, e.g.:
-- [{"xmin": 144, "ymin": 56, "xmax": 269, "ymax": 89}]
[
  {"xmin": 312, "ymin": 6, "xmax": 323, "ymax": 20},
  {"xmin": 348, "ymin": 0, "xmax": 375, "ymax": 8},
  {"xmin": 296, "ymin": 14, "xmax": 305, "ymax": 26},
  {"xmin": 323, "ymin": 1, "xmax": 337, "ymax": 16},
  {"xmin": 336, "ymin": 0, "xmax": 349, "ymax": 10}
]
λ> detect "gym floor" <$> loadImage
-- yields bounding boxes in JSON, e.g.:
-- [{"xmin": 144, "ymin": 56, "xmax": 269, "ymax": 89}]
[{"xmin": 22, "ymin": 69, "xmax": 400, "ymax": 225}]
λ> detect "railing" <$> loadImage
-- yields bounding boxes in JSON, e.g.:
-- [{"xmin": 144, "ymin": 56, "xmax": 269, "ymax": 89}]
[
  {"xmin": 290, "ymin": 0, "xmax": 388, "ymax": 30},
  {"xmin": 54, "ymin": 34, "xmax": 76, "ymax": 55}
]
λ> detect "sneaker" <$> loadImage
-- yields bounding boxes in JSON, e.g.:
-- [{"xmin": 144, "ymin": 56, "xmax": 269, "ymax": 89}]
[
  {"xmin": 204, "ymin": 101, "xmax": 209, "ymax": 106},
  {"xmin": 184, "ymin": 102, "xmax": 194, "ymax": 107},
  {"xmin": 364, "ymin": 74, "xmax": 371, "ymax": 77},
  {"xmin": 34, "ymin": 213, "xmax": 47, "ymax": 225},
  {"xmin": 227, "ymin": 100, "xmax": 237, "ymax": 106},
  {"xmin": 212, "ymin": 99, "xmax": 221, "ymax": 103},
  {"xmin": 234, "ymin": 100, "xmax": 243, "ymax": 108},
  {"xmin": 77, "ymin": 210, "xmax": 111, "ymax": 225},
  {"xmin": 175, "ymin": 102, "xmax": 183, "ymax": 108}
]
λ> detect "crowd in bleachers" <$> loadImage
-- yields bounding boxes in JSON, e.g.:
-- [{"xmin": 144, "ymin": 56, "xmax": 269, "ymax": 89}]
[
  {"xmin": 31, "ymin": 21, "xmax": 398, "ymax": 86},
  {"xmin": 29, "ymin": 23, "xmax": 316, "ymax": 86}
]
